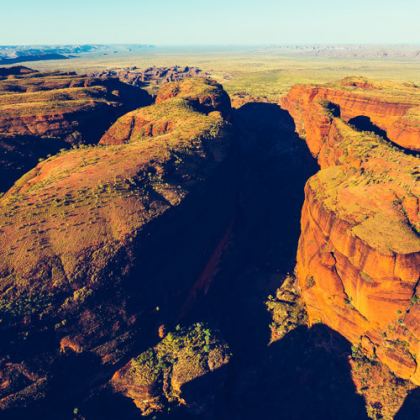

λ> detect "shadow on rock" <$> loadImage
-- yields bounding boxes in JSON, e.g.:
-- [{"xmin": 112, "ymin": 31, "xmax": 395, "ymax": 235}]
[
  {"xmin": 226, "ymin": 324, "xmax": 369, "ymax": 420},
  {"xmin": 157, "ymin": 325, "xmax": 368, "ymax": 420},
  {"xmin": 0, "ymin": 135, "xmax": 70, "ymax": 192},
  {"xmin": 396, "ymin": 387, "xmax": 420, "ymax": 420}
]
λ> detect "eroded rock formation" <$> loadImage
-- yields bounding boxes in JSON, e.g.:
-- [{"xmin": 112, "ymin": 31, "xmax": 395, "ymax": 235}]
[
  {"xmin": 282, "ymin": 78, "xmax": 420, "ymax": 387},
  {"xmin": 100, "ymin": 78, "xmax": 231, "ymax": 145},
  {"xmin": 0, "ymin": 67, "xmax": 418, "ymax": 418},
  {"xmin": 0, "ymin": 78, "xmax": 233, "ymax": 415},
  {"xmin": 0, "ymin": 67, "xmax": 152, "ymax": 191},
  {"xmin": 111, "ymin": 323, "xmax": 230, "ymax": 415},
  {"xmin": 91, "ymin": 66, "xmax": 205, "ymax": 90},
  {"xmin": 283, "ymin": 76, "xmax": 420, "ymax": 151},
  {"xmin": 0, "ymin": 69, "xmax": 151, "ymax": 144}
]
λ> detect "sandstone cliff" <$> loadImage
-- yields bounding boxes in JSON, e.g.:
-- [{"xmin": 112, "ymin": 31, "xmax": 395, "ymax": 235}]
[
  {"xmin": 282, "ymin": 78, "xmax": 420, "ymax": 386},
  {"xmin": 0, "ymin": 69, "xmax": 151, "ymax": 144},
  {"xmin": 282, "ymin": 77, "xmax": 420, "ymax": 152},
  {"xmin": 0, "ymin": 68, "xmax": 152, "ymax": 192},
  {"xmin": 100, "ymin": 78, "xmax": 231, "ymax": 146}
]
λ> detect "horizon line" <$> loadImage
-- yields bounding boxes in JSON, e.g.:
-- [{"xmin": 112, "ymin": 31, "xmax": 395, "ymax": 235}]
[{"xmin": 1, "ymin": 43, "xmax": 420, "ymax": 47}]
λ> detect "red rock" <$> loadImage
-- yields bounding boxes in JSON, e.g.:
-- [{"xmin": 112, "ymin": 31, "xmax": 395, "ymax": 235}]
[
  {"xmin": 282, "ymin": 78, "xmax": 420, "ymax": 385},
  {"xmin": 282, "ymin": 78, "xmax": 420, "ymax": 152}
]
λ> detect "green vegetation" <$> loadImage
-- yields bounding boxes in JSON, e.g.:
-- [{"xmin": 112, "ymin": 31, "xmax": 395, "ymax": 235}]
[
  {"xmin": 410, "ymin": 294, "xmax": 419, "ymax": 305},
  {"xmin": 266, "ymin": 275, "xmax": 308, "ymax": 342},
  {"xmin": 0, "ymin": 289, "xmax": 55, "ymax": 322},
  {"xmin": 130, "ymin": 323, "xmax": 228, "ymax": 382},
  {"xmin": 309, "ymin": 119, "xmax": 420, "ymax": 255},
  {"xmin": 123, "ymin": 322, "xmax": 230, "ymax": 406}
]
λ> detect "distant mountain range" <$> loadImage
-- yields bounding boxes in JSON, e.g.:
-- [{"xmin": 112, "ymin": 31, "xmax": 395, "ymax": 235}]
[
  {"xmin": 0, "ymin": 44, "xmax": 155, "ymax": 64},
  {"xmin": 1, "ymin": 44, "xmax": 420, "ymax": 66}
]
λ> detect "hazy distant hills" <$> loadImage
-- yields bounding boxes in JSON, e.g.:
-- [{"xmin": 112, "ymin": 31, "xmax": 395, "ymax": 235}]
[
  {"xmin": 0, "ymin": 44, "xmax": 155, "ymax": 64},
  {"xmin": 1, "ymin": 44, "xmax": 420, "ymax": 66},
  {"xmin": 257, "ymin": 44, "xmax": 420, "ymax": 59}
]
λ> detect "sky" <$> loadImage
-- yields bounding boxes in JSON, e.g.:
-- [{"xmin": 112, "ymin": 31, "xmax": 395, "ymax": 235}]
[{"xmin": 1, "ymin": 0, "xmax": 420, "ymax": 45}]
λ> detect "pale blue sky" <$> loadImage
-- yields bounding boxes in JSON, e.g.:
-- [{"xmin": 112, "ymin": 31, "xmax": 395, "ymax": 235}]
[{"xmin": 2, "ymin": 0, "xmax": 419, "ymax": 45}]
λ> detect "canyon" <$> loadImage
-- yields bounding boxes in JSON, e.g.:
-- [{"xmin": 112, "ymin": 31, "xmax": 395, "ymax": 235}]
[{"xmin": 0, "ymin": 67, "xmax": 418, "ymax": 419}]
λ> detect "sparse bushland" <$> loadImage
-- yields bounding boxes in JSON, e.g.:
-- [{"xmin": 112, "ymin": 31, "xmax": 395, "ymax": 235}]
[{"xmin": 349, "ymin": 346, "xmax": 416, "ymax": 420}]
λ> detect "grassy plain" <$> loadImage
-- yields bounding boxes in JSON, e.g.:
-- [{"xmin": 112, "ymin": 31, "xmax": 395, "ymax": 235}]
[{"xmin": 24, "ymin": 46, "xmax": 420, "ymax": 100}]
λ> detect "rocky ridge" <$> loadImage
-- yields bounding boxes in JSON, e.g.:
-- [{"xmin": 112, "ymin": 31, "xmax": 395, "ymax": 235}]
[
  {"xmin": 281, "ymin": 78, "xmax": 420, "ymax": 387},
  {"xmin": 0, "ymin": 67, "xmax": 152, "ymax": 191},
  {"xmin": 0, "ymin": 68, "xmax": 419, "ymax": 419},
  {"xmin": 0, "ymin": 70, "xmax": 151, "ymax": 143},
  {"xmin": 91, "ymin": 66, "xmax": 206, "ymax": 93},
  {"xmin": 283, "ymin": 76, "xmax": 420, "ymax": 151}
]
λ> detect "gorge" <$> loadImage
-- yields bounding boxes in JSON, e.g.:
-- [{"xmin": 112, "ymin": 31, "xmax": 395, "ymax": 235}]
[{"xmin": 0, "ymin": 67, "xmax": 418, "ymax": 420}]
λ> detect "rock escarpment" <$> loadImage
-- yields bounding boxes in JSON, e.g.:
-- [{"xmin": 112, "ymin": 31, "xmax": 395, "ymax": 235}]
[
  {"xmin": 282, "ymin": 78, "xmax": 420, "ymax": 386},
  {"xmin": 283, "ymin": 77, "xmax": 420, "ymax": 152},
  {"xmin": 0, "ymin": 68, "xmax": 151, "ymax": 144},
  {"xmin": 100, "ymin": 78, "xmax": 230, "ymax": 145},
  {"xmin": 91, "ymin": 65, "xmax": 205, "ymax": 91},
  {"xmin": 0, "ymin": 78, "xmax": 233, "ymax": 415},
  {"xmin": 0, "ymin": 67, "xmax": 152, "ymax": 191}
]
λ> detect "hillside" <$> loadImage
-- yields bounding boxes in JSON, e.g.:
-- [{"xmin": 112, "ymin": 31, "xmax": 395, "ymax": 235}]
[
  {"xmin": 0, "ymin": 76, "xmax": 233, "ymax": 416},
  {"xmin": 0, "ymin": 68, "xmax": 151, "ymax": 191}
]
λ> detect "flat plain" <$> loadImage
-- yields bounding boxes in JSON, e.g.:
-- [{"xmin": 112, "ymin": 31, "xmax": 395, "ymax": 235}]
[{"xmin": 28, "ymin": 46, "xmax": 420, "ymax": 100}]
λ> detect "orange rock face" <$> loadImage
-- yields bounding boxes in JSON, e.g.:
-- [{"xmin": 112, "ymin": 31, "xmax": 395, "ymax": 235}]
[
  {"xmin": 282, "ymin": 78, "xmax": 420, "ymax": 385},
  {"xmin": 100, "ymin": 78, "xmax": 230, "ymax": 146},
  {"xmin": 282, "ymin": 77, "xmax": 420, "ymax": 152}
]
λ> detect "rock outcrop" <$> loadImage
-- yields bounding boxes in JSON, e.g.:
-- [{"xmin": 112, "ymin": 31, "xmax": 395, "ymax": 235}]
[
  {"xmin": 155, "ymin": 78, "xmax": 231, "ymax": 117},
  {"xmin": 100, "ymin": 78, "xmax": 231, "ymax": 145},
  {"xmin": 111, "ymin": 323, "xmax": 230, "ymax": 416},
  {"xmin": 0, "ymin": 78, "xmax": 233, "ymax": 415},
  {"xmin": 282, "ymin": 77, "xmax": 420, "ymax": 152},
  {"xmin": 91, "ymin": 65, "xmax": 205, "ymax": 91},
  {"xmin": 0, "ymin": 66, "xmax": 36, "ymax": 77},
  {"xmin": 0, "ymin": 68, "xmax": 151, "ymax": 144},
  {"xmin": 0, "ymin": 67, "xmax": 152, "ymax": 191},
  {"xmin": 282, "ymin": 78, "xmax": 420, "ymax": 386}
]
